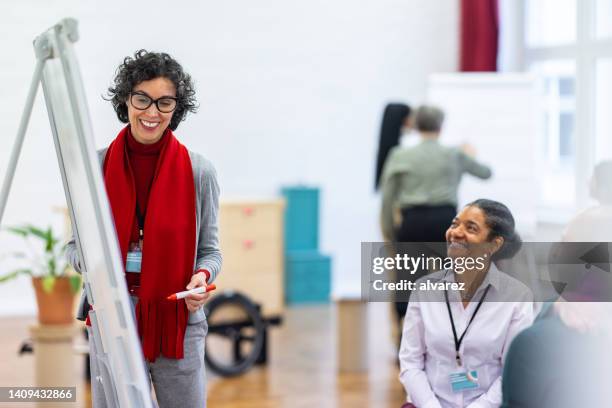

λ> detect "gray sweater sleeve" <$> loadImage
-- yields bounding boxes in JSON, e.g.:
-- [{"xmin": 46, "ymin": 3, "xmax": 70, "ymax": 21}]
[
  {"xmin": 65, "ymin": 239, "xmax": 82, "ymax": 273},
  {"xmin": 190, "ymin": 152, "xmax": 222, "ymax": 283},
  {"xmin": 458, "ymin": 151, "xmax": 493, "ymax": 179},
  {"xmin": 65, "ymin": 238, "xmax": 82, "ymax": 273},
  {"xmin": 64, "ymin": 149, "xmax": 108, "ymax": 274}
]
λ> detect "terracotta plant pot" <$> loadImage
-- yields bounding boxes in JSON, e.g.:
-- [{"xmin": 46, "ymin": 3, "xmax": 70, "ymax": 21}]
[{"xmin": 32, "ymin": 277, "xmax": 78, "ymax": 325}]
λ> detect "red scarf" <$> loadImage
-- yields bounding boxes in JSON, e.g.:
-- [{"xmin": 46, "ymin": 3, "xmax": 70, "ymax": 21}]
[{"xmin": 103, "ymin": 126, "xmax": 196, "ymax": 362}]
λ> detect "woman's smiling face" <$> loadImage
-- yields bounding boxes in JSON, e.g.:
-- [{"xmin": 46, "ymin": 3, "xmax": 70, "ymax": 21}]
[
  {"xmin": 445, "ymin": 205, "xmax": 502, "ymax": 260},
  {"xmin": 126, "ymin": 77, "xmax": 176, "ymax": 144}
]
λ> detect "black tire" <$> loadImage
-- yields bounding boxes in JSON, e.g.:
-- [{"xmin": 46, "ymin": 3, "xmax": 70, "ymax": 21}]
[{"xmin": 204, "ymin": 291, "xmax": 265, "ymax": 377}]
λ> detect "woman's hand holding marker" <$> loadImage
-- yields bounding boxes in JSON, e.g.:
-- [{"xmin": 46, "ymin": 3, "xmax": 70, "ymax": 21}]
[{"xmin": 169, "ymin": 271, "xmax": 216, "ymax": 312}]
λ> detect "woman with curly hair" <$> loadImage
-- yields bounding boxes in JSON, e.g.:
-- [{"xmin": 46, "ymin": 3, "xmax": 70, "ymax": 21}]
[{"xmin": 67, "ymin": 49, "xmax": 221, "ymax": 407}]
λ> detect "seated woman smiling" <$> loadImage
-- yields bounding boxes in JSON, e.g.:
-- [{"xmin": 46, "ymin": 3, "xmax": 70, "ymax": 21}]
[{"xmin": 399, "ymin": 199, "xmax": 533, "ymax": 408}]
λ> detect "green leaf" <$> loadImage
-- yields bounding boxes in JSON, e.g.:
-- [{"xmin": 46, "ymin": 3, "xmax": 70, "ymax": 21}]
[
  {"xmin": 41, "ymin": 276, "xmax": 55, "ymax": 293},
  {"xmin": 0, "ymin": 269, "xmax": 32, "ymax": 283},
  {"xmin": 3, "ymin": 224, "xmax": 65, "ymax": 279},
  {"xmin": 44, "ymin": 227, "xmax": 55, "ymax": 253},
  {"xmin": 47, "ymin": 257, "xmax": 57, "ymax": 276},
  {"xmin": 6, "ymin": 226, "xmax": 29, "ymax": 237},
  {"xmin": 24, "ymin": 225, "xmax": 49, "ymax": 241},
  {"xmin": 69, "ymin": 275, "xmax": 81, "ymax": 294}
]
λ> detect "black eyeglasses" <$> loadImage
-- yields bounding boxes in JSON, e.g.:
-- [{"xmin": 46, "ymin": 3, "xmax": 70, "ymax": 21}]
[{"xmin": 129, "ymin": 92, "xmax": 178, "ymax": 113}]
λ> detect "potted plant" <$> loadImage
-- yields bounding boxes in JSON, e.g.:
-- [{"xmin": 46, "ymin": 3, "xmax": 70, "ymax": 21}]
[{"xmin": 1, "ymin": 224, "xmax": 81, "ymax": 325}]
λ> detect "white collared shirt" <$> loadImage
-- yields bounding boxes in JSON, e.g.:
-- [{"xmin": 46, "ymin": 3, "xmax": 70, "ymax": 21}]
[{"xmin": 399, "ymin": 265, "xmax": 534, "ymax": 408}]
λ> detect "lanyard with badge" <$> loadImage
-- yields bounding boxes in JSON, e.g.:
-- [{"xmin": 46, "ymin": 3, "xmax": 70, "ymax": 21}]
[
  {"xmin": 126, "ymin": 201, "xmax": 145, "ymax": 273},
  {"xmin": 444, "ymin": 284, "xmax": 491, "ymax": 393}
]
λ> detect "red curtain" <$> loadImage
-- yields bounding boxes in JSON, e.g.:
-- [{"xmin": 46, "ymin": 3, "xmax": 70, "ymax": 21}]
[{"xmin": 460, "ymin": 0, "xmax": 499, "ymax": 72}]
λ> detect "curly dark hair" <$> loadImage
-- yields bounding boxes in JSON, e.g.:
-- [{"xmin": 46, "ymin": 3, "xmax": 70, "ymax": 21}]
[
  {"xmin": 466, "ymin": 198, "xmax": 522, "ymax": 261},
  {"xmin": 106, "ymin": 50, "xmax": 197, "ymax": 131}
]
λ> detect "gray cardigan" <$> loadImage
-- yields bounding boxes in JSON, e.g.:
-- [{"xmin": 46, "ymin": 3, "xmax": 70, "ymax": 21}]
[{"xmin": 66, "ymin": 147, "xmax": 222, "ymax": 324}]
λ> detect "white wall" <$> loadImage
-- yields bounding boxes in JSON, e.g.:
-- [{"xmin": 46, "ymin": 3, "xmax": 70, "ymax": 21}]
[
  {"xmin": 0, "ymin": 0, "xmax": 458, "ymax": 315},
  {"xmin": 498, "ymin": 0, "xmax": 525, "ymax": 72}
]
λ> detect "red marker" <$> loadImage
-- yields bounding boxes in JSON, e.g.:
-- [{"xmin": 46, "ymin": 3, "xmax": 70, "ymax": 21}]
[{"xmin": 167, "ymin": 284, "xmax": 216, "ymax": 300}]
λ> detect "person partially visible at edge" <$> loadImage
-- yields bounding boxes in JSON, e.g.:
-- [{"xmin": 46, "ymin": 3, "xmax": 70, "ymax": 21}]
[
  {"xmin": 380, "ymin": 105, "xmax": 493, "ymax": 325},
  {"xmin": 562, "ymin": 160, "xmax": 612, "ymax": 242},
  {"xmin": 399, "ymin": 199, "xmax": 533, "ymax": 408},
  {"xmin": 65, "ymin": 50, "xmax": 221, "ymax": 408},
  {"xmin": 499, "ymin": 161, "xmax": 612, "ymax": 408},
  {"xmin": 374, "ymin": 102, "xmax": 412, "ymax": 345},
  {"xmin": 501, "ymin": 302, "xmax": 612, "ymax": 408},
  {"xmin": 557, "ymin": 160, "xmax": 612, "ymax": 303},
  {"xmin": 374, "ymin": 103, "xmax": 412, "ymax": 191}
]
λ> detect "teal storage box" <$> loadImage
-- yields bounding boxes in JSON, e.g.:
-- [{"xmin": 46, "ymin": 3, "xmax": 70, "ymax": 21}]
[
  {"xmin": 281, "ymin": 187, "xmax": 319, "ymax": 251},
  {"xmin": 285, "ymin": 250, "xmax": 331, "ymax": 304}
]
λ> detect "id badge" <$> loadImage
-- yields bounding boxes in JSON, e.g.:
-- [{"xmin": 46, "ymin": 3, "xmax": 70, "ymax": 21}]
[
  {"xmin": 450, "ymin": 370, "xmax": 479, "ymax": 393},
  {"xmin": 126, "ymin": 242, "xmax": 142, "ymax": 273}
]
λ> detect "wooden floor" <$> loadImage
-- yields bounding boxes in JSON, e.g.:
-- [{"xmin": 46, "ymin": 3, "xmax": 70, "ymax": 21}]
[{"xmin": 0, "ymin": 303, "xmax": 406, "ymax": 408}]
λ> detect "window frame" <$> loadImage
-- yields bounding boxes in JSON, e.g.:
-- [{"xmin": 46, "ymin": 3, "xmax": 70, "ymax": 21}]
[{"xmin": 519, "ymin": 0, "xmax": 612, "ymax": 221}]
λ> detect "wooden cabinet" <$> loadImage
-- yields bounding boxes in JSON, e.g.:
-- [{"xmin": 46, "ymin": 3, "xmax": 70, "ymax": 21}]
[{"xmin": 215, "ymin": 199, "xmax": 285, "ymax": 317}]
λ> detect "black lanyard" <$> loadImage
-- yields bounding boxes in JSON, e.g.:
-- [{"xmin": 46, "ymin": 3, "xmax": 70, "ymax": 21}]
[
  {"xmin": 444, "ymin": 283, "xmax": 491, "ymax": 367},
  {"xmin": 135, "ymin": 201, "xmax": 145, "ymax": 241},
  {"xmin": 134, "ymin": 176, "xmax": 155, "ymax": 242}
]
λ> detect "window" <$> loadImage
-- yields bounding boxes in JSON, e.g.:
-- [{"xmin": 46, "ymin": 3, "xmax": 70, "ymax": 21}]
[
  {"xmin": 596, "ymin": 0, "xmax": 612, "ymax": 38},
  {"xmin": 529, "ymin": 60, "xmax": 576, "ymax": 208},
  {"xmin": 520, "ymin": 0, "xmax": 612, "ymax": 215},
  {"xmin": 595, "ymin": 59, "xmax": 612, "ymax": 162},
  {"xmin": 526, "ymin": 0, "xmax": 576, "ymax": 46}
]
